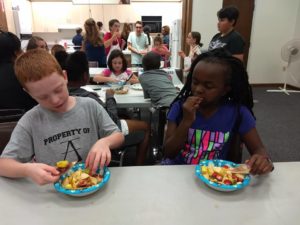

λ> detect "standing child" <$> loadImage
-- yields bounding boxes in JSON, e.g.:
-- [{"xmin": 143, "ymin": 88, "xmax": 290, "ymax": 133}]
[
  {"xmin": 93, "ymin": 49, "xmax": 138, "ymax": 84},
  {"xmin": 163, "ymin": 48, "xmax": 274, "ymax": 175},
  {"xmin": 151, "ymin": 34, "xmax": 171, "ymax": 68},
  {"xmin": 0, "ymin": 49, "xmax": 124, "ymax": 185},
  {"xmin": 178, "ymin": 32, "xmax": 203, "ymax": 72}
]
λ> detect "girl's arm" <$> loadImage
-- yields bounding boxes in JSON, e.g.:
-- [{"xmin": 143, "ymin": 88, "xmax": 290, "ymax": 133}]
[
  {"xmin": 93, "ymin": 73, "xmax": 118, "ymax": 83},
  {"xmin": 128, "ymin": 74, "xmax": 139, "ymax": 84},
  {"xmin": 242, "ymin": 128, "xmax": 274, "ymax": 175},
  {"xmin": 164, "ymin": 120, "xmax": 193, "ymax": 158},
  {"xmin": 164, "ymin": 96, "xmax": 202, "ymax": 158}
]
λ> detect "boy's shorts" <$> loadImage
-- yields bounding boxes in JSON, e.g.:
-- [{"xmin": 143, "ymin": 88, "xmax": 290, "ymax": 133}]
[{"xmin": 120, "ymin": 119, "xmax": 129, "ymax": 135}]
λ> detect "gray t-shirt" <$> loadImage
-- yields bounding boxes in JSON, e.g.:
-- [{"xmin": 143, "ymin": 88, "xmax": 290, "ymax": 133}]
[
  {"xmin": 1, "ymin": 97, "xmax": 120, "ymax": 166},
  {"xmin": 139, "ymin": 69, "xmax": 177, "ymax": 107}
]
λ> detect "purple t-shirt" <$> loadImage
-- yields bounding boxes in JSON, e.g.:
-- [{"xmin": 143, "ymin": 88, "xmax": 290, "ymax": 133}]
[{"xmin": 164, "ymin": 100, "xmax": 255, "ymax": 165}]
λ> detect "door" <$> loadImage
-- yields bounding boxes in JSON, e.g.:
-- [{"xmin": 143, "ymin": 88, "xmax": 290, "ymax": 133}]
[
  {"xmin": 0, "ymin": 0, "xmax": 8, "ymax": 31},
  {"xmin": 223, "ymin": 0, "xmax": 255, "ymax": 67}
]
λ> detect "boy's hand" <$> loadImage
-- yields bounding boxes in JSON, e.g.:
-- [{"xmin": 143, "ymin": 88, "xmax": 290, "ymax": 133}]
[
  {"xmin": 182, "ymin": 96, "xmax": 203, "ymax": 124},
  {"xmin": 85, "ymin": 140, "xmax": 112, "ymax": 174},
  {"xmin": 106, "ymin": 89, "xmax": 115, "ymax": 96},
  {"xmin": 246, "ymin": 154, "xmax": 274, "ymax": 175},
  {"xmin": 25, "ymin": 163, "xmax": 60, "ymax": 185}
]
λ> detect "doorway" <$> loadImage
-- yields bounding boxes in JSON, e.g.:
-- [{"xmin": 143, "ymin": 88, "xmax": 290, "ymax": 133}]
[
  {"xmin": 0, "ymin": 0, "xmax": 8, "ymax": 31},
  {"xmin": 223, "ymin": 0, "xmax": 255, "ymax": 67}
]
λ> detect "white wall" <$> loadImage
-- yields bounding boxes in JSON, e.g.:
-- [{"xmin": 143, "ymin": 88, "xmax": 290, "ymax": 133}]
[
  {"xmin": 27, "ymin": 2, "xmax": 181, "ymax": 33},
  {"xmin": 192, "ymin": 0, "xmax": 300, "ymax": 86},
  {"xmin": 191, "ymin": 0, "xmax": 222, "ymax": 50}
]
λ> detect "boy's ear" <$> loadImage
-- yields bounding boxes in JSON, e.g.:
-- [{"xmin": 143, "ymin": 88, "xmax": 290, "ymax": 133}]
[{"xmin": 62, "ymin": 70, "xmax": 68, "ymax": 82}]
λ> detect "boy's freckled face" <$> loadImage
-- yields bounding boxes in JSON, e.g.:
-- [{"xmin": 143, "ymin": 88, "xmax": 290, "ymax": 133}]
[{"xmin": 25, "ymin": 72, "xmax": 71, "ymax": 113}]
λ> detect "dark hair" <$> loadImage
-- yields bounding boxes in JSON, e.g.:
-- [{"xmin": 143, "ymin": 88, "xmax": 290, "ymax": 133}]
[
  {"xmin": 217, "ymin": 5, "xmax": 239, "ymax": 26},
  {"xmin": 173, "ymin": 48, "xmax": 254, "ymax": 116},
  {"xmin": 76, "ymin": 28, "xmax": 82, "ymax": 34},
  {"xmin": 142, "ymin": 52, "xmax": 161, "ymax": 71},
  {"xmin": 135, "ymin": 21, "xmax": 143, "ymax": 26},
  {"xmin": 191, "ymin": 31, "xmax": 203, "ymax": 47},
  {"xmin": 97, "ymin": 21, "xmax": 103, "ymax": 29},
  {"xmin": 143, "ymin": 25, "xmax": 151, "ymax": 45},
  {"xmin": 107, "ymin": 49, "xmax": 127, "ymax": 73},
  {"xmin": 54, "ymin": 51, "xmax": 69, "ymax": 70},
  {"xmin": 65, "ymin": 51, "xmax": 89, "ymax": 82},
  {"xmin": 108, "ymin": 19, "xmax": 120, "ymax": 30},
  {"xmin": 0, "ymin": 30, "xmax": 21, "ymax": 63},
  {"xmin": 26, "ymin": 36, "xmax": 48, "ymax": 51},
  {"xmin": 153, "ymin": 34, "xmax": 163, "ymax": 44}
]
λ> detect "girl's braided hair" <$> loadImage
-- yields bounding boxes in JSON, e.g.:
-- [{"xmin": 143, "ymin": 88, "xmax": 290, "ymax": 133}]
[{"xmin": 173, "ymin": 48, "xmax": 254, "ymax": 116}]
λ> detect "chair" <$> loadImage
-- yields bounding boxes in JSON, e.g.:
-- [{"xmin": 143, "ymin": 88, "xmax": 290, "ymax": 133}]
[
  {"xmin": 88, "ymin": 61, "xmax": 99, "ymax": 68},
  {"xmin": 149, "ymin": 106, "xmax": 169, "ymax": 160},
  {"xmin": 110, "ymin": 131, "xmax": 145, "ymax": 166},
  {"xmin": 0, "ymin": 109, "xmax": 25, "ymax": 123},
  {"xmin": 0, "ymin": 121, "xmax": 17, "ymax": 155}
]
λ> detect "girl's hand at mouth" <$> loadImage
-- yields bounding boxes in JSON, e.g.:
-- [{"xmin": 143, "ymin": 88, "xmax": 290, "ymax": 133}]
[{"xmin": 183, "ymin": 96, "xmax": 203, "ymax": 123}]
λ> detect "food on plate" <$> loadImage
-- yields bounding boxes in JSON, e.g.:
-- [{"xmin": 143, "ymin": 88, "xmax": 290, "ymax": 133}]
[
  {"xmin": 61, "ymin": 168, "xmax": 103, "ymax": 190},
  {"xmin": 56, "ymin": 160, "xmax": 73, "ymax": 174},
  {"xmin": 113, "ymin": 87, "xmax": 129, "ymax": 94},
  {"xmin": 201, "ymin": 163, "xmax": 246, "ymax": 185}
]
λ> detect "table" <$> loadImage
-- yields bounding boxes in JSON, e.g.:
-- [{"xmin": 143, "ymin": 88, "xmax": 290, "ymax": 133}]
[
  {"xmin": 82, "ymin": 84, "xmax": 152, "ymax": 108},
  {"xmin": 89, "ymin": 67, "xmax": 183, "ymax": 86},
  {"xmin": 0, "ymin": 162, "xmax": 299, "ymax": 225}
]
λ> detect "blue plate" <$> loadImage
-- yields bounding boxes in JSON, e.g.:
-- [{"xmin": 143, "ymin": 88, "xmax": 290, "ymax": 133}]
[
  {"xmin": 195, "ymin": 159, "xmax": 251, "ymax": 192},
  {"xmin": 54, "ymin": 163, "xmax": 110, "ymax": 197}
]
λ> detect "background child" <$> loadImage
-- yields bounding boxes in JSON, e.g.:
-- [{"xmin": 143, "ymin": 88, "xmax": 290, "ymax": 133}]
[
  {"xmin": 50, "ymin": 44, "xmax": 65, "ymax": 56},
  {"xmin": 139, "ymin": 52, "xmax": 177, "ymax": 107},
  {"xmin": 72, "ymin": 27, "xmax": 83, "ymax": 50},
  {"xmin": 82, "ymin": 18, "xmax": 106, "ymax": 68},
  {"xmin": 151, "ymin": 34, "xmax": 171, "ymax": 68},
  {"xmin": 0, "ymin": 49, "xmax": 124, "ymax": 185},
  {"xmin": 65, "ymin": 51, "xmax": 150, "ymax": 165},
  {"xmin": 93, "ymin": 49, "xmax": 138, "ymax": 84},
  {"xmin": 208, "ymin": 5, "xmax": 245, "ymax": 62},
  {"xmin": 178, "ymin": 32, "xmax": 203, "ymax": 72},
  {"xmin": 163, "ymin": 48, "xmax": 273, "ymax": 175},
  {"xmin": 26, "ymin": 36, "xmax": 48, "ymax": 52}
]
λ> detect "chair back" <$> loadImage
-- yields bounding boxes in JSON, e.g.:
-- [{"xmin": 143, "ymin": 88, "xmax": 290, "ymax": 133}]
[
  {"xmin": 0, "ymin": 109, "xmax": 24, "ymax": 123},
  {"xmin": 0, "ymin": 122, "xmax": 17, "ymax": 155}
]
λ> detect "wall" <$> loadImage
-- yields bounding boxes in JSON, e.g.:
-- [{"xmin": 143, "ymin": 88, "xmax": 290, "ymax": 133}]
[
  {"xmin": 4, "ymin": 0, "xmax": 15, "ymax": 33},
  {"xmin": 28, "ymin": 1, "xmax": 181, "ymax": 33},
  {"xmin": 192, "ymin": 0, "xmax": 300, "ymax": 86}
]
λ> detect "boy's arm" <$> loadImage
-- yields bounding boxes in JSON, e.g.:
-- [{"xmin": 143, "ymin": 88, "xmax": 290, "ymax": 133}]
[
  {"xmin": 0, "ymin": 158, "xmax": 60, "ymax": 185},
  {"xmin": 86, "ymin": 131, "xmax": 124, "ymax": 174}
]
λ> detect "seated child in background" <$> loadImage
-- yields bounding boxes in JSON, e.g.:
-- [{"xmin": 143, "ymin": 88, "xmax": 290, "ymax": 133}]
[
  {"xmin": 26, "ymin": 36, "xmax": 48, "ymax": 51},
  {"xmin": 163, "ymin": 48, "xmax": 274, "ymax": 175},
  {"xmin": 139, "ymin": 52, "xmax": 177, "ymax": 107},
  {"xmin": 50, "ymin": 44, "xmax": 65, "ymax": 56},
  {"xmin": 93, "ymin": 49, "xmax": 138, "ymax": 84},
  {"xmin": 0, "ymin": 49, "xmax": 124, "ymax": 185},
  {"xmin": 151, "ymin": 34, "xmax": 171, "ymax": 68},
  {"xmin": 65, "ymin": 51, "xmax": 150, "ymax": 165}
]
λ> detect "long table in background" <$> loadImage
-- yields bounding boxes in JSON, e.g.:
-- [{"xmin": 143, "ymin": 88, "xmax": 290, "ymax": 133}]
[
  {"xmin": 84, "ymin": 68, "xmax": 183, "ymax": 108},
  {"xmin": 0, "ymin": 162, "xmax": 299, "ymax": 225}
]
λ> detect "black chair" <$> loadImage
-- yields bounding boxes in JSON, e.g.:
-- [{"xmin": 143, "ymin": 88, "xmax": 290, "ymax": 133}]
[
  {"xmin": 0, "ymin": 121, "xmax": 17, "ymax": 155},
  {"xmin": 149, "ymin": 106, "xmax": 169, "ymax": 161},
  {"xmin": 111, "ymin": 131, "xmax": 145, "ymax": 166},
  {"xmin": 0, "ymin": 109, "xmax": 25, "ymax": 123}
]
